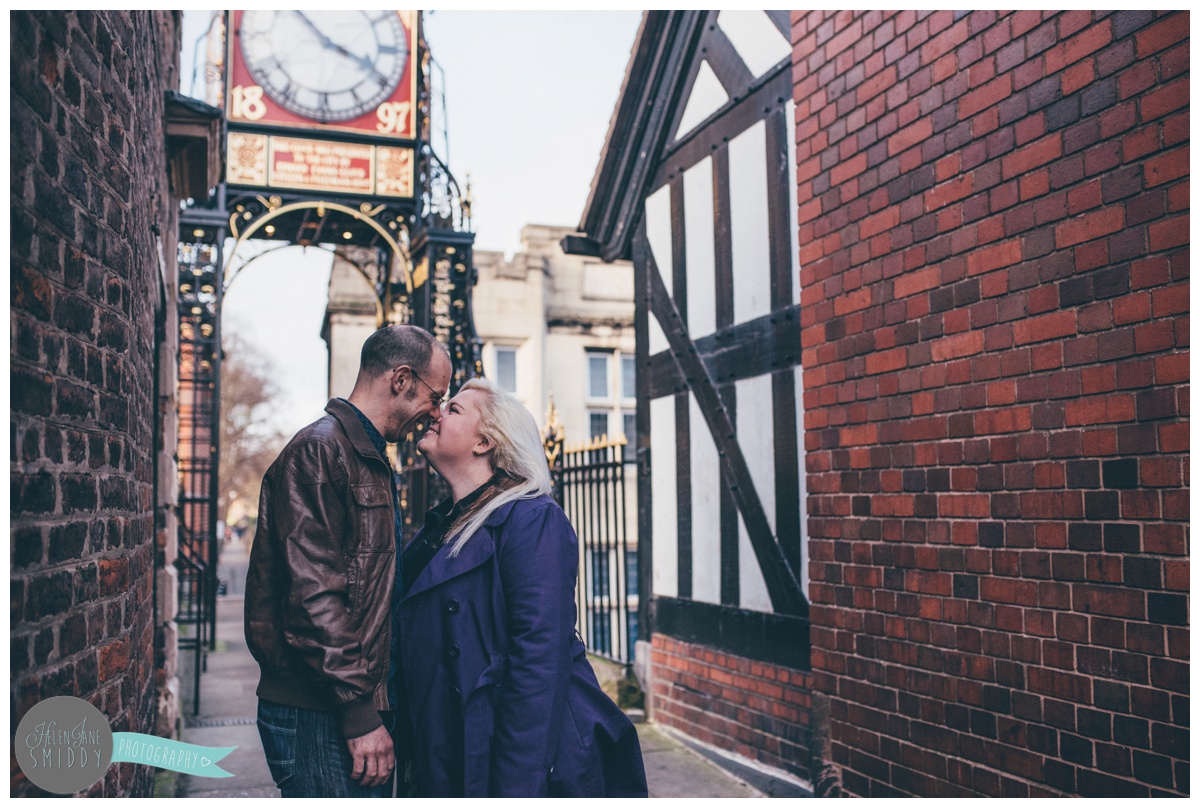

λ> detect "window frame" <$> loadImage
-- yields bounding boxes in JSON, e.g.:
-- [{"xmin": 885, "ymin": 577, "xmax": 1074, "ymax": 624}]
[
  {"xmin": 586, "ymin": 351, "xmax": 612, "ymax": 400},
  {"xmin": 493, "ymin": 345, "xmax": 518, "ymax": 394},
  {"xmin": 621, "ymin": 354, "xmax": 636, "ymax": 401}
]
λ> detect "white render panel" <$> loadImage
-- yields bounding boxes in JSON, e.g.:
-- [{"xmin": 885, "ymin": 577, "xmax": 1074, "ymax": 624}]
[
  {"xmin": 795, "ymin": 366, "xmax": 809, "ymax": 600},
  {"xmin": 787, "ymin": 99, "xmax": 800, "ymax": 307},
  {"xmin": 736, "ymin": 374, "xmax": 774, "ymax": 612},
  {"xmin": 582, "ymin": 261, "xmax": 634, "ymax": 302},
  {"xmin": 729, "ymin": 119, "xmax": 772, "ymax": 326},
  {"xmin": 690, "ymin": 394, "xmax": 722, "ymax": 604},
  {"xmin": 717, "ymin": 11, "xmax": 792, "ymax": 78},
  {"xmin": 684, "ymin": 156, "xmax": 717, "ymax": 339},
  {"xmin": 645, "ymin": 184, "xmax": 674, "ymax": 356},
  {"xmin": 675, "ymin": 60, "xmax": 728, "ymax": 141},
  {"xmin": 650, "ymin": 396, "xmax": 678, "ymax": 598}
]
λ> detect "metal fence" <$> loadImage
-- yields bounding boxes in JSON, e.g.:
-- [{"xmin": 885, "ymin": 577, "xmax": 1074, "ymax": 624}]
[
  {"xmin": 176, "ymin": 236, "xmax": 224, "ymax": 713},
  {"xmin": 551, "ymin": 434, "xmax": 640, "ymax": 665}
]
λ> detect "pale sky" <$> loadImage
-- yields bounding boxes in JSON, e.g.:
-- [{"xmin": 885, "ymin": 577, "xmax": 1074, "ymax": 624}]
[{"xmin": 180, "ymin": 10, "xmax": 641, "ymax": 436}]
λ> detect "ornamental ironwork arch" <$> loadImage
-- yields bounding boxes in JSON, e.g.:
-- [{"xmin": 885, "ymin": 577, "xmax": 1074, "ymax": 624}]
[{"xmin": 221, "ymin": 197, "xmax": 415, "ymax": 326}]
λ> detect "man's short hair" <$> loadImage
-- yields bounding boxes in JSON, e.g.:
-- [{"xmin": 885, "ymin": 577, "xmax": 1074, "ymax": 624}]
[{"xmin": 359, "ymin": 325, "xmax": 443, "ymax": 378}]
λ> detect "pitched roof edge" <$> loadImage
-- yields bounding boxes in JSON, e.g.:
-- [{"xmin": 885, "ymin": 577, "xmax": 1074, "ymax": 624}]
[
  {"xmin": 572, "ymin": 11, "xmax": 707, "ymax": 263},
  {"xmin": 576, "ymin": 11, "xmax": 652, "ymax": 235}
]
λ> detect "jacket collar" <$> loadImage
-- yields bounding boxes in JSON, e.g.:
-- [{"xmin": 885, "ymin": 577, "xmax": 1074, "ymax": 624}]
[
  {"xmin": 399, "ymin": 496, "xmax": 551, "ymax": 599},
  {"xmin": 401, "ymin": 525, "xmax": 496, "ymax": 600},
  {"xmin": 484, "ymin": 498, "xmax": 519, "ymax": 527},
  {"xmin": 325, "ymin": 398, "xmax": 387, "ymax": 464}
]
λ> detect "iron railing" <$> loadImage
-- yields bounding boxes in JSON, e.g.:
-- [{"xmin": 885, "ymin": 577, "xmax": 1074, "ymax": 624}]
[
  {"xmin": 552, "ymin": 435, "xmax": 640, "ymax": 664},
  {"xmin": 175, "ymin": 230, "xmax": 224, "ymax": 712}
]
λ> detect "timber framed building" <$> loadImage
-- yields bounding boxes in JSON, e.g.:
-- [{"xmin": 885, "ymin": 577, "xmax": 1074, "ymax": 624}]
[{"xmin": 570, "ymin": 10, "xmax": 1189, "ymax": 798}]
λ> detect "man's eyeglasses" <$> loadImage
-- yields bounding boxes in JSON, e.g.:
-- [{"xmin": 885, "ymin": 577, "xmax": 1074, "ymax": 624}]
[{"xmin": 407, "ymin": 367, "xmax": 445, "ymax": 410}]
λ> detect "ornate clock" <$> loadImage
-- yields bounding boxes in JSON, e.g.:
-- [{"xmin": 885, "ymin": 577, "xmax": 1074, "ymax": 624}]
[
  {"xmin": 238, "ymin": 10, "xmax": 407, "ymax": 124},
  {"xmin": 225, "ymin": 10, "xmax": 417, "ymax": 139},
  {"xmin": 223, "ymin": 10, "xmax": 418, "ymax": 198}
]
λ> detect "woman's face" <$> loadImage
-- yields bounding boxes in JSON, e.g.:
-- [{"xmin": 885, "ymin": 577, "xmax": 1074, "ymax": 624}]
[{"xmin": 417, "ymin": 387, "xmax": 487, "ymax": 465}]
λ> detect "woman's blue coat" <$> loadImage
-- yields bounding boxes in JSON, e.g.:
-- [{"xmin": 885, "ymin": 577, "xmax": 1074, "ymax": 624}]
[{"xmin": 395, "ymin": 494, "xmax": 647, "ymax": 797}]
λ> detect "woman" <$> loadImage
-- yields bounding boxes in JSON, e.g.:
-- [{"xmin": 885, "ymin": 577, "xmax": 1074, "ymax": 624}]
[{"xmin": 394, "ymin": 377, "xmax": 647, "ymax": 797}]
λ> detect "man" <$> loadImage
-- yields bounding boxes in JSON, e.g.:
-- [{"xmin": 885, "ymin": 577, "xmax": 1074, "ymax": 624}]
[{"xmin": 245, "ymin": 324, "xmax": 451, "ymax": 797}]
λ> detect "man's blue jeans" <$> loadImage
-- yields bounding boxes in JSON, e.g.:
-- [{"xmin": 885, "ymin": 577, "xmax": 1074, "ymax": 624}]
[{"xmin": 257, "ymin": 699, "xmax": 394, "ymax": 798}]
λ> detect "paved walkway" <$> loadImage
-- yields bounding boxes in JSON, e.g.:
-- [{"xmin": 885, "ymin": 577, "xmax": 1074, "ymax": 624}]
[{"xmin": 174, "ymin": 537, "xmax": 766, "ymax": 798}]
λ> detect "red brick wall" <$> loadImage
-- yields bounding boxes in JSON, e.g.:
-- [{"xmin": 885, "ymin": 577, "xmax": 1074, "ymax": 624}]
[
  {"xmin": 10, "ymin": 11, "xmax": 181, "ymax": 797},
  {"xmin": 792, "ymin": 10, "xmax": 1188, "ymax": 797},
  {"xmin": 650, "ymin": 635, "xmax": 816, "ymax": 781}
]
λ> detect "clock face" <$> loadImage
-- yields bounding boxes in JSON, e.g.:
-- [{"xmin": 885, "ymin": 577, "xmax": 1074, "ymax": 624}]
[{"xmin": 239, "ymin": 11, "xmax": 408, "ymax": 123}]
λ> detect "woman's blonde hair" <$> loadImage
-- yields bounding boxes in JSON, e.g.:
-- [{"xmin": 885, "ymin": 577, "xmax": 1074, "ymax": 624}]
[{"xmin": 444, "ymin": 377, "xmax": 552, "ymax": 556}]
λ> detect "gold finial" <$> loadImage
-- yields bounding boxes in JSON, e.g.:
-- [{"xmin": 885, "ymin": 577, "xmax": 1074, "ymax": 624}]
[{"xmin": 542, "ymin": 393, "xmax": 565, "ymax": 468}]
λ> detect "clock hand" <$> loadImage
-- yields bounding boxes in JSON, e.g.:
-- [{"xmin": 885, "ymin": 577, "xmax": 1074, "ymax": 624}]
[
  {"xmin": 291, "ymin": 11, "xmax": 383, "ymax": 77},
  {"xmin": 341, "ymin": 47, "xmax": 384, "ymax": 74},
  {"xmin": 344, "ymin": 52, "xmax": 394, "ymax": 89},
  {"xmin": 291, "ymin": 11, "xmax": 338, "ymax": 49}
]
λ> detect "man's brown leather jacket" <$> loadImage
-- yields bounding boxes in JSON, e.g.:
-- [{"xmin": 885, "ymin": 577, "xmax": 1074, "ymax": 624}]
[{"xmin": 245, "ymin": 398, "xmax": 397, "ymax": 739}]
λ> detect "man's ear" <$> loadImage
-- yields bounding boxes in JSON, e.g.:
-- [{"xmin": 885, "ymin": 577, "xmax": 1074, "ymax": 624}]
[{"xmin": 391, "ymin": 366, "xmax": 410, "ymax": 396}]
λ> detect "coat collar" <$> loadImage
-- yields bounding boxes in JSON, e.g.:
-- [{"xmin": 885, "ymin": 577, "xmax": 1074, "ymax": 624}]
[
  {"xmin": 399, "ymin": 497, "xmax": 537, "ymax": 599},
  {"xmin": 484, "ymin": 498, "xmax": 519, "ymax": 527},
  {"xmin": 325, "ymin": 398, "xmax": 387, "ymax": 464},
  {"xmin": 399, "ymin": 495, "xmax": 559, "ymax": 599},
  {"xmin": 401, "ymin": 524, "xmax": 496, "ymax": 600}
]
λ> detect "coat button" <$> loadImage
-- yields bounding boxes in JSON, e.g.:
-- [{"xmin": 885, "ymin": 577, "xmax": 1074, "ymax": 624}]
[
  {"xmin": 447, "ymin": 644, "xmax": 460, "ymax": 659},
  {"xmin": 445, "ymin": 599, "xmax": 460, "ymax": 614}
]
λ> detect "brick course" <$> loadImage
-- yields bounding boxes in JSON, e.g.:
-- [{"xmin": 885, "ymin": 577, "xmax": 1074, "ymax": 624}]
[
  {"xmin": 793, "ymin": 10, "xmax": 1188, "ymax": 797},
  {"xmin": 650, "ymin": 635, "xmax": 816, "ymax": 782},
  {"xmin": 10, "ymin": 11, "xmax": 181, "ymax": 797}
]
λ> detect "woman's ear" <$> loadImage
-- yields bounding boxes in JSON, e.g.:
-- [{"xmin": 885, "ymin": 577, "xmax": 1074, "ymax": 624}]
[{"xmin": 473, "ymin": 434, "xmax": 495, "ymax": 458}]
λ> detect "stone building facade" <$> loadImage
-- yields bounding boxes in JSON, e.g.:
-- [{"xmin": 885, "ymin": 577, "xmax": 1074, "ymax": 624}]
[
  {"xmin": 10, "ymin": 11, "xmax": 203, "ymax": 797},
  {"xmin": 321, "ymin": 247, "xmax": 386, "ymax": 399},
  {"xmin": 473, "ymin": 224, "xmax": 636, "ymax": 443},
  {"xmin": 573, "ymin": 9, "xmax": 1188, "ymax": 799}
]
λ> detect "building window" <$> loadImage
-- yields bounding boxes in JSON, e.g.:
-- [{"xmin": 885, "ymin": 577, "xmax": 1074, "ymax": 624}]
[
  {"xmin": 621, "ymin": 355, "xmax": 636, "ymax": 400},
  {"xmin": 494, "ymin": 346, "xmax": 517, "ymax": 393},
  {"xmin": 589, "ymin": 411, "xmax": 609, "ymax": 440},
  {"xmin": 592, "ymin": 549, "xmax": 609, "ymax": 598},
  {"xmin": 625, "ymin": 549, "xmax": 638, "ymax": 598},
  {"xmin": 588, "ymin": 353, "xmax": 610, "ymax": 398}
]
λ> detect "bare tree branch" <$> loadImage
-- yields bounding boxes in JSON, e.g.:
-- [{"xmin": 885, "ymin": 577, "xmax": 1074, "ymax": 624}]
[{"xmin": 219, "ymin": 329, "xmax": 288, "ymax": 527}]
